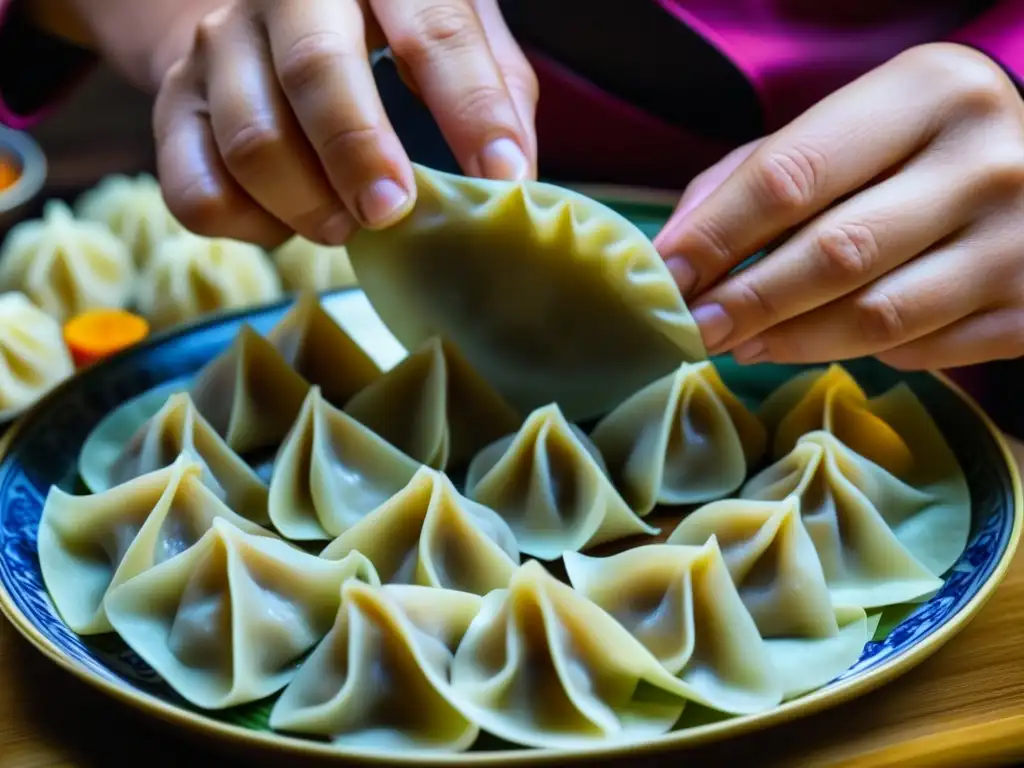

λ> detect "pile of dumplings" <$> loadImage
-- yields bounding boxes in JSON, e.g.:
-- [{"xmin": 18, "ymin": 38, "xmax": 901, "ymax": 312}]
[{"xmin": 38, "ymin": 290, "xmax": 972, "ymax": 754}]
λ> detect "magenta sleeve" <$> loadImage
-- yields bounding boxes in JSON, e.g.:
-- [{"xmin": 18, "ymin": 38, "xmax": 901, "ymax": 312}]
[
  {"xmin": 0, "ymin": 0, "xmax": 96, "ymax": 129},
  {"xmin": 948, "ymin": 0, "xmax": 1024, "ymax": 87}
]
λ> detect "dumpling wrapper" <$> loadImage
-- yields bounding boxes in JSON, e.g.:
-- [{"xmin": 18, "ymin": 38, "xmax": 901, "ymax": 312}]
[
  {"xmin": 38, "ymin": 455, "xmax": 272, "ymax": 635},
  {"xmin": 344, "ymin": 335, "xmax": 520, "ymax": 470},
  {"xmin": 266, "ymin": 292, "xmax": 381, "ymax": 408},
  {"xmin": 667, "ymin": 497, "xmax": 872, "ymax": 698},
  {"xmin": 80, "ymin": 391, "xmax": 269, "ymax": 524},
  {"xmin": 447, "ymin": 560, "xmax": 699, "ymax": 749},
  {"xmin": 590, "ymin": 361, "xmax": 765, "ymax": 514},
  {"xmin": 105, "ymin": 518, "xmax": 380, "ymax": 710},
  {"xmin": 345, "ymin": 164, "xmax": 706, "ymax": 422},
  {"xmin": 321, "ymin": 466, "xmax": 519, "ymax": 594},
  {"xmin": 0, "ymin": 291, "xmax": 74, "ymax": 414},
  {"xmin": 741, "ymin": 431, "xmax": 943, "ymax": 608},
  {"xmin": 465, "ymin": 403, "xmax": 657, "ymax": 560},
  {"xmin": 273, "ymin": 236, "xmax": 357, "ymax": 293},
  {"xmin": 759, "ymin": 364, "xmax": 970, "ymax": 576},
  {"xmin": 564, "ymin": 540, "xmax": 783, "ymax": 715},
  {"xmin": 268, "ymin": 386, "xmax": 421, "ymax": 540},
  {"xmin": 270, "ymin": 582, "xmax": 481, "ymax": 753},
  {"xmin": 189, "ymin": 324, "xmax": 310, "ymax": 455}
]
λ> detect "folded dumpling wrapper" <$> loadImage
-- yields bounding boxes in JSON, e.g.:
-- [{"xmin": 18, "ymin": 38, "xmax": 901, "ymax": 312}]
[
  {"xmin": 79, "ymin": 391, "xmax": 269, "ymax": 524},
  {"xmin": 759, "ymin": 364, "xmax": 970, "ymax": 576},
  {"xmin": 38, "ymin": 455, "xmax": 273, "ymax": 635},
  {"xmin": 563, "ymin": 541, "xmax": 783, "ymax": 714},
  {"xmin": 269, "ymin": 386, "xmax": 421, "ymax": 540},
  {"xmin": 742, "ymin": 431, "xmax": 944, "ymax": 607},
  {"xmin": 273, "ymin": 236, "xmax": 357, "ymax": 294},
  {"xmin": 465, "ymin": 403, "xmax": 657, "ymax": 560},
  {"xmin": 0, "ymin": 291, "xmax": 74, "ymax": 413},
  {"xmin": 189, "ymin": 324, "xmax": 310, "ymax": 455},
  {"xmin": 667, "ymin": 497, "xmax": 872, "ymax": 699},
  {"xmin": 591, "ymin": 361, "xmax": 765, "ymax": 514},
  {"xmin": 321, "ymin": 466, "xmax": 519, "ymax": 594},
  {"xmin": 344, "ymin": 336, "xmax": 520, "ymax": 470},
  {"xmin": 448, "ymin": 560, "xmax": 707, "ymax": 748},
  {"xmin": 270, "ymin": 582, "xmax": 482, "ymax": 753},
  {"xmin": 345, "ymin": 164, "xmax": 707, "ymax": 422},
  {"xmin": 105, "ymin": 517, "xmax": 380, "ymax": 710}
]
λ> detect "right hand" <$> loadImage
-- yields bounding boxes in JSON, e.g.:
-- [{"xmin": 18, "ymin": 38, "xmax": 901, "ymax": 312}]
[{"xmin": 152, "ymin": 0, "xmax": 538, "ymax": 248}]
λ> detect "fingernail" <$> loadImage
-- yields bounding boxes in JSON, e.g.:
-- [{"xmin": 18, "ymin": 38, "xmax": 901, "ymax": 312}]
[
  {"xmin": 665, "ymin": 256, "xmax": 698, "ymax": 297},
  {"xmin": 356, "ymin": 178, "xmax": 411, "ymax": 228},
  {"xmin": 318, "ymin": 210, "xmax": 358, "ymax": 245},
  {"xmin": 477, "ymin": 137, "xmax": 528, "ymax": 180},
  {"xmin": 691, "ymin": 303, "xmax": 733, "ymax": 350},
  {"xmin": 732, "ymin": 336, "xmax": 766, "ymax": 364}
]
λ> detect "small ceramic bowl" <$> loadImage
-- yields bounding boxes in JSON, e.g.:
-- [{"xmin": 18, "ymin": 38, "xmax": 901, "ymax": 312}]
[{"xmin": 0, "ymin": 126, "xmax": 47, "ymax": 231}]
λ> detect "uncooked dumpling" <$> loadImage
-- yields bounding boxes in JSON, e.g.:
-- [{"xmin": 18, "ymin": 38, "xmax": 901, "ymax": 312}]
[
  {"xmin": 447, "ymin": 560, "xmax": 698, "ymax": 748},
  {"xmin": 667, "ymin": 497, "xmax": 872, "ymax": 699},
  {"xmin": 188, "ymin": 324, "xmax": 310, "ymax": 455},
  {"xmin": 270, "ymin": 582, "xmax": 481, "ymax": 752},
  {"xmin": 321, "ymin": 466, "xmax": 519, "ymax": 594},
  {"xmin": 266, "ymin": 292, "xmax": 380, "ymax": 408},
  {"xmin": 80, "ymin": 391, "xmax": 269, "ymax": 524},
  {"xmin": 590, "ymin": 361, "xmax": 765, "ymax": 514},
  {"xmin": 38, "ymin": 455, "xmax": 272, "ymax": 635},
  {"xmin": 0, "ymin": 200, "xmax": 135, "ymax": 320},
  {"xmin": 465, "ymin": 403, "xmax": 657, "ymax": 560},
  {"xmin": 344, "ymin": 336, "xmax": 520, "ymax": 470},
  {"xmin": 105, "ymin": 517, "xmax": 380, "ymax": 710},
  {"xmin": 741, "ymin": 431, "xmax": 944, "ymax": 607},
  {"xmin": 345, "ymin": 164, "xmax": 706, "ymax": 421},
  {"xmin": 0, "ymin": 291, "xmax": 74, "ymax": 413},
  {"xmin": 563, "ymin": 540, "xmax": 782, "ymax": 715},
  {"xmin": 75, "ymin": 173, "xmax": 184, "ymax": 267},
  {"xmin": 273, "ymin": 236, "xmax": 357, "ymax": 293},
  {"xmin": 268, "ymin": 387, "xmax": 421, "ymax": 540},
  {"xmin": 137, "ymin": 232, "xmax": 282, "ymax": 329}
]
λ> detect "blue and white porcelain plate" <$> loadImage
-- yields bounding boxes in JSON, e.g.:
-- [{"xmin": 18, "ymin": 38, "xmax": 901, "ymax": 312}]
[{"xmin": 0, "ymin": 195, "xmax": 1019, "ymax": 765}]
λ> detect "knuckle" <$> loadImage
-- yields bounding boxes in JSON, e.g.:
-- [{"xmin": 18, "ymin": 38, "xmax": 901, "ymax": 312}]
[
  {"xmin": 317, "ymin": 123, "xmax": 380, "ymax": 163},
  {"xmin": 978, "ymin": 151, "xmax": 1024, "ymax": 201},
  {"xmin": 220, "ymin": 119, "xmax": 283, "ymax": 171},
  {"xmin": 449, "ymin": 84, "xmax": 513, "ymax": 125},
  {"xmin": 754, "ymin": 144, "xmax": 826, "ymax": 210},
  {"xmin": 277, "ymin": 31, "xmax": 346, "ymax": 95},
  {"xmin": 813, "ymin": 222, "xmax": 879, "ymax": 278},
  {"xmin": 856, "ymin": 290, "xmax": 907, "ymax": 345},
  {"xmin": 164, "ymin": 178, "xmax": 234, "ymax": 237},
  {"xmin": 732, "ymin": 276, "xmax": 780, "ymax": 324},
  {"xmin": 911, "ymin": 44, "xmax": 1016, "ymax": 118},
  {"xmin": 687, "ymin": 217, "xmax": 737, "ymax": 275},
  {"xmin": 391, "ymin": 2, "xmax": 480, "ymax": 62}
]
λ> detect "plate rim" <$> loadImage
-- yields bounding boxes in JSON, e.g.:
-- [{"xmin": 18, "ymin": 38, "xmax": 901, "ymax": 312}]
[{"xmin": 0, "ymin": 297, "xmax": 1019, "ymax": 765}]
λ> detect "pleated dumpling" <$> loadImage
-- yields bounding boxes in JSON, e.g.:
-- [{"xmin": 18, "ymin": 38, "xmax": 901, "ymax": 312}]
[
  {"xmin": 268, "ymin": 387, "xmax": 420, "ymax": 540},
  {"xmin": 465, "ymin": 403, "xmax": 657, "ymax": 560},
  {"xmin": 564, "ymin": 541, "xmax": 782, "ymax": 715},
  {"xmin": 591, "ymin": 361, "xmax": 765, "ymax": 513},
  {"xmin": 0, "ymin": 291, "xmax": 74, "ymax": 413},
  {"xmin": 266, "ymin": 292, "xmax": 380, "ymax": 408},
  {"xmin": 321, "ymin": 466, "xmax": 519, "ymax": 594},
  {"xmin": 75, "ymin": 173, "xmax": 184, "ymax": 267},
  {"xmin": 344, "ymin": 336, "xmax": 520, "ymax": 470},
  {"xmin": 273, "ymin": 236, "xmax": 357, "ymax": 293},
  {"xmin": 0, "ymin": 200, "xmax": 135, "ymax": 320},
  {"xmin": 38, "ymin": 456, "xmax": 272, "ymax": 635},
  {"xmin": 105, "ymin": 518, "xmax": 380, "ymax": 710},
  {"xmin": 667, "ymin": 497, "xmax": 873, "ymax": 700},
  {"xmin": 270, "ymin": 582, "xmax": 482, "ymax": 753},
  {"xmin": 345, "ymin": 164, "xmax": 706, "ymax": 422},
  {"xmin": 137, "ymin": 232, "xmax": 282, "ymax": 329},
  {"xmin": 740, "ymin": 431, "xmax": 945, "ymax": 606},
  {"xmin": 79, "ymin": 392, "xmax": 269, "ymax": 524},
  {"xmin": 188, "ymin": 325, "xmax": 310, "ymax": 455},
  {"xmin": 447, "ymin": 560, "xmax": 697, "ymax": 748}
]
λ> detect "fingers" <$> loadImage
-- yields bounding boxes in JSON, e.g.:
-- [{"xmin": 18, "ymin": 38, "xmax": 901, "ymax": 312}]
[
  {"xmin": 373, "ymin": 0, "xmax": 531, "ymax": 181},
  {"xmin": 875, "ymin": 308, "xmax": 1024, "ymax": 370},
  {"xmin": 686, "ymin": 163, "xmax": 973, "ymax": 355},
  {"xmin": 154, "ymin": 56, "xmax": 292, "ymax": 247},
  {"xmin": 262, "ymin": 0, "xmax": 415, "ymax": 229},
  {"xmin": 201, "ymin": 8, "xmax": 357, "ymax": 245}
]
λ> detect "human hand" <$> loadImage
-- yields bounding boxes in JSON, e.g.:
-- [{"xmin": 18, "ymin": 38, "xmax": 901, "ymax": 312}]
[
  {"xmin": 655, "ymin": 43, "xmax": 1024, "ymax": 370},
  {"xmin": 152, "ymin": 0, "xmax": 538, "ymax": 248}
]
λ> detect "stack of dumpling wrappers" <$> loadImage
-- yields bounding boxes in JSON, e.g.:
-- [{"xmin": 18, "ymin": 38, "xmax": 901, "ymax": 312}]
[{"xmin": 37, "ymin": 166, "xmax": 971, "ymax": 754}]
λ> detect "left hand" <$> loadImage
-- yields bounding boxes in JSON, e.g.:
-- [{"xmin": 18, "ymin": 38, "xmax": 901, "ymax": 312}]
[{"xmin": 654, "ymin": 42, "xmax": 1024, "ymax": 371}]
